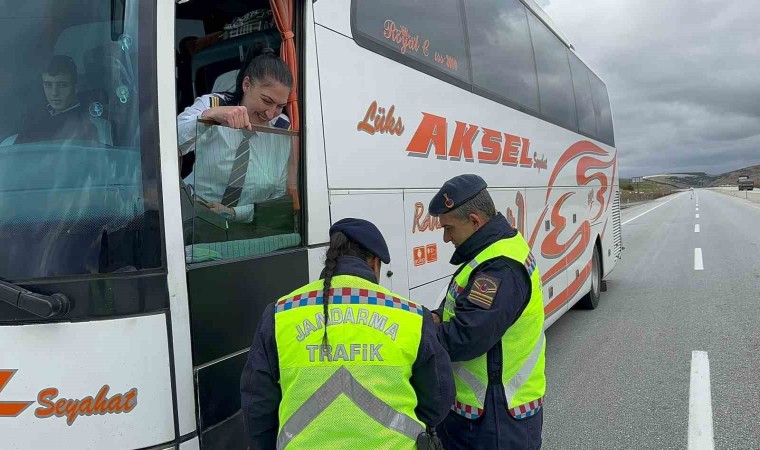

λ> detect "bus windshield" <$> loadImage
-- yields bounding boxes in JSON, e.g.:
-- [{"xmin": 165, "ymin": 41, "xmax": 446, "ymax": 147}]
[{"xmin": 0, "ymin": 1, "xmax": 160, "ymax": 281}]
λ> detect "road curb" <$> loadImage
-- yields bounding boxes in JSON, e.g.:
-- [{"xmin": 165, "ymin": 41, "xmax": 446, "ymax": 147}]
[{"xmin": 708, "ymin": 188, "xmax": 760, "ymax": 204}]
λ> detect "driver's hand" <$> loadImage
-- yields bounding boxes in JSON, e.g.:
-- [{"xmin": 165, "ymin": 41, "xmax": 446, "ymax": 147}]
[
  {"xmin": 208, "ymin": 202, "xmax": 236, "ymax": 219},
  {"xmin": 202, "ymin": 106, "xmax": 252, "ymax": 130}
]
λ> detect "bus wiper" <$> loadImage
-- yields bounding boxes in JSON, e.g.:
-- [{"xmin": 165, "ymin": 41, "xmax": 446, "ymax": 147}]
[{"xmin": 0, "ymin": 279, "xmax": 70, "ymax": 319}]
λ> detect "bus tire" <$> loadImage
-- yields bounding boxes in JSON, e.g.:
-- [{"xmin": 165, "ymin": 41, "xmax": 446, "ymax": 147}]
[{"xmin": 576, "ymin": 246, "xmax": 601, "ymax": 309}]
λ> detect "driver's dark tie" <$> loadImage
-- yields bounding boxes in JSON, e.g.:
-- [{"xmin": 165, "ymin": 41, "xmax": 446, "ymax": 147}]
[{"xmin": 221, "ymin": 137, "xmax": 251, "ymax": 208}]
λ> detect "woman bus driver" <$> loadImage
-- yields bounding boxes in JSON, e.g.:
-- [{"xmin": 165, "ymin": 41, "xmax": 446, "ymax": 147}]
[{"xmin": 177, "ymin": 46, "xmax": 293, "ymax": 223}]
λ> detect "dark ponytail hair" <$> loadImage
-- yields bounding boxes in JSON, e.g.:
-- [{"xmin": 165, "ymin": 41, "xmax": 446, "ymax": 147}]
[
  {"xmin": 321, "ymin": 232, "xmax": 376, "ymax": 345},
  {"xmin": 223, "ymin": 43, "xmax": 293, "ymax": 106}
]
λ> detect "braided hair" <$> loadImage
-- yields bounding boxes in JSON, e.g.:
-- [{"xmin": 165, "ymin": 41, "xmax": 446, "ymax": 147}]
[
  {"xmin": 321, "ymin": 232, "xmax": 376, "ymax": 345},
  {"xmin": 222, "ymin": 43, "xmax": 294, "ymax": 106}
]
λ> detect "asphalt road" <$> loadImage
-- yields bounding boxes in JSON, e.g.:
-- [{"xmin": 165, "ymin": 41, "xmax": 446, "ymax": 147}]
[{"xmin": 542, "ymin": 189, "xmax": 760, "ymax": 449}]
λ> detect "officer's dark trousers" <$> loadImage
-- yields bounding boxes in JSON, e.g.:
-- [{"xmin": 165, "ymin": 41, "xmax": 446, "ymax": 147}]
[{"xmin": 437, "ymin": 384, "xmax": 543, "ymax": 449}]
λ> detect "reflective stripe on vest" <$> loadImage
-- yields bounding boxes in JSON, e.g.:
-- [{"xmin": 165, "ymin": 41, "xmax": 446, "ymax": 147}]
[
  {"xmin": 442, "ymin": 233, "xmax": 546, "ymax": 419},
  {"xmin": 274, "ymin": 275, "xmax": 424, "ymax": 449},
  {"xmin": 277, "ymin": 367, "xmax": 422, "ymax": 449}
]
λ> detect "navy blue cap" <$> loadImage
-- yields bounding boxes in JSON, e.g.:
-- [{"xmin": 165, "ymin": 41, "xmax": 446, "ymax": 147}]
[
  {"xmin": 429, "ymin": 174, "xmax": 488, "ymax": 215},
  {"xmin": 329, "ymin": 218, "xmax": 391, "ymax": 264}
]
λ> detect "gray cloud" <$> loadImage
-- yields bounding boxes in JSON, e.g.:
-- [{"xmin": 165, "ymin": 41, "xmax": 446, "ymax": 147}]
[{"xmin": 542, "ymin": 0, "xmax": 760, "ymax": 177}]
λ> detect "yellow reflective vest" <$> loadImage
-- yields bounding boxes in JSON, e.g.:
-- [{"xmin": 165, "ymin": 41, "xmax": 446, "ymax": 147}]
[
  {"xmin": 442, "ymin": 233, "xmax": 546, "ymax": 419},
  {"xmin": 274, "ymin": 274, "xmax": 425, "ymax": 449}
]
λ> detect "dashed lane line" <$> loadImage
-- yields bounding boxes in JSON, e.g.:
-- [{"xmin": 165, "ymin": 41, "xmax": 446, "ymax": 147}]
[
  {"xmin": 688, "ymin": 351, "xmax": 714, "ymax": 450},
  {"xmin": 694, "ymin": 248, "xmax": 704, "ymax": 271}
]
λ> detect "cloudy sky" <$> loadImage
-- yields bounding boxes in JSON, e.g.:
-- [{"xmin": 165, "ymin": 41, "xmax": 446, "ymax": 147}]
[{"xmin": 539, "ymin": 0, "xmax": 760, "ymax": 177}]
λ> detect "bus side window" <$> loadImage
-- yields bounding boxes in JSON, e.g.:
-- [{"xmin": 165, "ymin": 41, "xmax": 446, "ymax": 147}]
[
  {"xmin": 464, "ymin": 0, "xmax": 540, "ymax": 113},
  {"xmin": 182, "ymin": 122, "xmax": 301, "ymax": 264},
  {"xmin": 527, "ymin": 13, "xmax": 578, "ymax": 132},
  {"xmin": 568, "ymin": 52, "xmax": 597, "ymax": 138},
  {"xmin": 352, "ymin": 0, "xmax": 471, "ymax": 83},
  {"xmin": 589, "ymin": 73, "xmax": 615, "ymax": 146}
]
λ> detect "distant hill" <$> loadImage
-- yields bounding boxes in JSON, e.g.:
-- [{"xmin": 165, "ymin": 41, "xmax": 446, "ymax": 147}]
[
  {"xmin": 639, "ymin": 165, "xmax": 760, "ymax": 188},
  {"xmin": 708, "ymin": 165, "xmax": 760, "ymax": 187},
  {"xmin": 643, "ymin": 172, "xmax": 719, "ymax": 188}
]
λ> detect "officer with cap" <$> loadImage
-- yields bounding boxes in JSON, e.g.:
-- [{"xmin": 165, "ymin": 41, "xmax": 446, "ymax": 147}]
[
  {"xmin": 429, "ymin": 175, "xmax": 546, "ymax": 449},
  {"xmin": 241, "ymin": 218, "xmax": 454, "ymax": 450}
]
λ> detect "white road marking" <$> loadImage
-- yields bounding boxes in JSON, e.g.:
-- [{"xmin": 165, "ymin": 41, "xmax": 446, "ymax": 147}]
[
  {"xmin": 694, "ymin": 248, "xmax": 704, "ymax": 270},
  {"xmin": 688, "ymin": 351, "xmax": 714, "ymax": 450},
  {"xmin": 696, "ymin": 213, "xmax": 700, "ymax": 219},
  {"xmin": 696, "ymin": 207, "xmax": 699, "ymax": 211},
  {"xmin": 695, "ymin": 224, "xmax": 700, "ymax": 233},
  {"xmin": 622, "ymin": 193, "xmax": 685, "ymax": 225}
]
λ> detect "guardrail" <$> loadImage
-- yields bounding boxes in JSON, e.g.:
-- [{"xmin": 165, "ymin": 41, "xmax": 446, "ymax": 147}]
[{"xmin": 709, "ymin": 187, "xmax": 760, "ymax": 203}]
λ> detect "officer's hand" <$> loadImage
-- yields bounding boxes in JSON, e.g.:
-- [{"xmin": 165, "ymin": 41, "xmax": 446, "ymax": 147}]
[
  {"xmin": 202, "ymin": 106, "xmax": 253, "ymax": 130},
  {"xmin": 431, "ymin": 312, "xmax": 441, "ymax": 325}
]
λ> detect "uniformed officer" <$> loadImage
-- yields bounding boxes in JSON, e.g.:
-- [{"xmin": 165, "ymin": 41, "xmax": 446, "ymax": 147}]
[
  {"xmin": 241, "ymin": 218, "xmax": 455, "ymax": 450},
  {"xmin": 429, "ymin": 175, "xmax": 546, "ymax": 449}
]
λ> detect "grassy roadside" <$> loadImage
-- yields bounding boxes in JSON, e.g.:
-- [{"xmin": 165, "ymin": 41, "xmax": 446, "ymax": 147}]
[{"xmin": 619, "ymin": 179, "xmax": 677, "ymax": 203}]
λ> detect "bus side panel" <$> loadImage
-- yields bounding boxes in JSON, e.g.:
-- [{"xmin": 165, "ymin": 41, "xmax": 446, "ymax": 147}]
[
  {"xmin": 524, "ymin": 187, "xmax": 569, "ymax": 324},
  {"xmin": 180, "ymin": 436, "xmax": 201, "ymax": 450},
  {"xmin": 329, "ymin": 191, "xmax": 409, "ymax": 297},
  {"xmin": 0, "ymin": 315, "xmax": 174, "ymax": 448},
  {"xmin": 157, "ymin": 0, "xmax": 197, "ymax": 437},
  {"xmin": 314, "ymin": 13, "xmax": 618, "ymax": 326},
  {"xmin": 409, "ymin": 277, "xmax": 450, "ymax": 312},
  {"xmin": 313, "ymin": 0, "xmax": 352, "ymax": 36},
  {"xmin": 403, "ymin": 189, "xmax": 455, "ymax": 303},
  {"xmin": 305, "ymin": 0, "xmax": 331, "ymax": 247},
  {"xmin": 563, "ymin": 186, "xmax": 595, "ymax": 311},
  {"xmin": 600, "ymin": 184, "xmax": 622, "ymax": 279}
]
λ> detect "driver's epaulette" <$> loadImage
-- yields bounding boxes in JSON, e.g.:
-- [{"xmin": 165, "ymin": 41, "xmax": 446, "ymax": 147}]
[{"xmin": 209, "ymin": 95, "xmax": 220, "ymax": 108}]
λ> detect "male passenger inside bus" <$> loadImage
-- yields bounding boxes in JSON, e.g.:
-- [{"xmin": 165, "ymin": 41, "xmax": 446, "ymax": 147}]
[{"xmin": 7, "ymin": 56, "xmax": 112, "ymax": 147}]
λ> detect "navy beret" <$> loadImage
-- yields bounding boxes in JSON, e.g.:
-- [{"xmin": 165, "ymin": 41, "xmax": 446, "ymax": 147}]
[
  {"xmin": 429, "ymin": 174, "xmax": 488, "ymax": 215},
  {"xmin": 329, "ymin": 218, "xmax": 391, "ymax": 264}
]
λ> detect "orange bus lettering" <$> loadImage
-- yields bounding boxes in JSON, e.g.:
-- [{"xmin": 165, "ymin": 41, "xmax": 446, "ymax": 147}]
[{"xmin": 34, "ymin": 384, "xmax": 138, "ymax": 426}]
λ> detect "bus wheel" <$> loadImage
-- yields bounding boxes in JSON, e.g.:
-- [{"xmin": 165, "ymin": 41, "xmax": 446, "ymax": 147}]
[{"xmin": 576, "ymin": 246, "xmax": 601, "ymax": 309}]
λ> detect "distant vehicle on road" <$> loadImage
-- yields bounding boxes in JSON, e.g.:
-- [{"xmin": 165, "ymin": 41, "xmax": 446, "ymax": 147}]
[{"xmin": 738, "ymin": 176, "xmax": 754, "ymax": 191}]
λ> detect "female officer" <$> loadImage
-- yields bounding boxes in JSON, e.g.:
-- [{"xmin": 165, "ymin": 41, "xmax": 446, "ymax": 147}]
[
  {"xmin": 241, "ymin": 218, "xmax": 454, "ymax": 449},
  {"xmin": 177, "ymin": 45, "xmax": 293, "ymax": 223}
]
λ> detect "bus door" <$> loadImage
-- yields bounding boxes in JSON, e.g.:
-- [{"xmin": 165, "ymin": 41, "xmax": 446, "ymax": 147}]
[
  {"xmin": 173, "ymin": 0, "xmax": 309, "ymax": 446},
  {"xmin": 0, "ymin": 1, "xmax": 177, "ymax": 448}
]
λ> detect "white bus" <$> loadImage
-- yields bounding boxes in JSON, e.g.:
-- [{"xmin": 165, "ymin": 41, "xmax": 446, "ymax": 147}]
[{"xmin": 0, "ymin": 0, "xmax": 620, "ymax": 448}]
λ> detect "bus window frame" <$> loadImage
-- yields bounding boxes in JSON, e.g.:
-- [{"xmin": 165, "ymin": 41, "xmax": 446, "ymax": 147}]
[
  {"xmin": 349, "ymin": 0, "xmax": 616, "ymax": 147},
  {"xmin": 196, "ymin": 119, "xmax": 299, "ymax": 137},
  {"xmin": 180, "ymin": 2, "xmax": 308, "ymax": 270},
  {"xmin": 0, "ymin": 0, "xmax": 168, "ymax": 323}
]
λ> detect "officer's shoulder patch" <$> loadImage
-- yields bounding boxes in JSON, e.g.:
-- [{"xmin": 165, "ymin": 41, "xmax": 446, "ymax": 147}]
[{"xmin": 467, "ymin": 274, "xmax": 501, "ymax": 310}]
